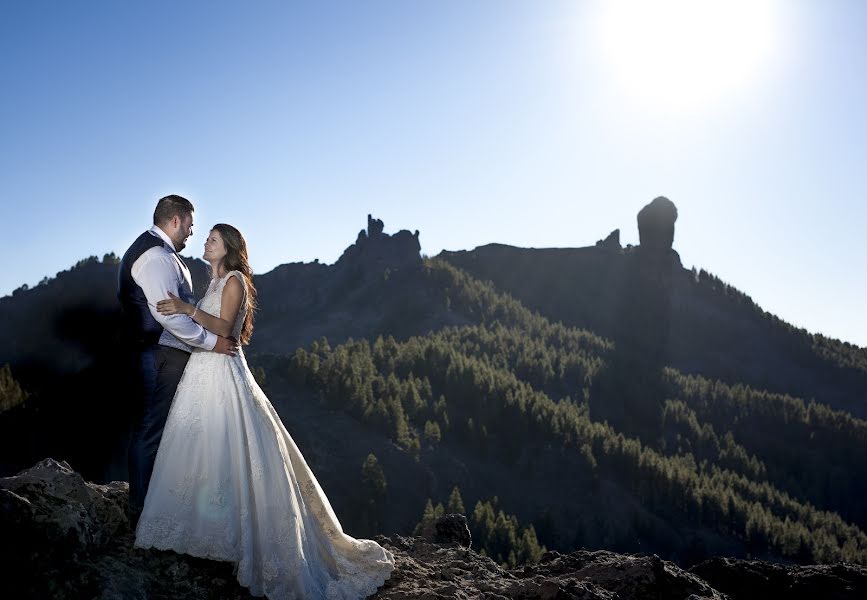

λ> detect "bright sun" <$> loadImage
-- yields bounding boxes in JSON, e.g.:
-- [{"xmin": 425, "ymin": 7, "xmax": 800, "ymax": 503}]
[{"xmin": 593, "ymin": 0, "xmax": 783, "ymax": 113}]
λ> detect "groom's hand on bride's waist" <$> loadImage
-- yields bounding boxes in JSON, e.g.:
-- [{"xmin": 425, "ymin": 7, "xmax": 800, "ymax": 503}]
[{"xmin": 214, "ymin": 335, "xmax": 240, "ymax": 356}]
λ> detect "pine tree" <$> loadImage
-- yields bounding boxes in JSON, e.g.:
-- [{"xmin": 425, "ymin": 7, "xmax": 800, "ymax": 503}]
[
  {"xmin": 518, "ymin": 525, "xmax": 546, "ymax": 564},
  {"xmin": 424, "ymin": 420, "xmax": 442, "ymax": 446},
  {"xmin": 447, "ymin": 485, "xmax": 465, "ymax": 514},
  {"xmin": 0, "ymin": 364, "xmax": 27, "ymax": 414},
  {"xmin": 361, "ymin": 453, "xmax": 387, "ymax": 496},
  {"xmin": 413, "ymin": 498, "xmax": 437, "ymax": 536},
  {"xmin": 360, "ymin": 453, "xmax": 387, "ymax": 533}
]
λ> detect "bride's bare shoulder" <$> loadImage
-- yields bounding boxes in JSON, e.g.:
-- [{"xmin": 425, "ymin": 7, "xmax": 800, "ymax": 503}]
[{"xmin": 222, "ymin": 274, "xmax": 244, "ymax": 294}]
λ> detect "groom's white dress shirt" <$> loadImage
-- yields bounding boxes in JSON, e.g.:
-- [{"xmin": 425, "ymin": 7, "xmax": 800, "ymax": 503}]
[{"xmin": 131, "ymin": 225, "xmax": 217, "ymax": 352}]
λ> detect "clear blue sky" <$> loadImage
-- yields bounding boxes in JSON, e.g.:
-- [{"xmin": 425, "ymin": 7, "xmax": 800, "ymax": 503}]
[{"xmin": 2, "ymin": 1, "xmax": 865, "ymax": 348}]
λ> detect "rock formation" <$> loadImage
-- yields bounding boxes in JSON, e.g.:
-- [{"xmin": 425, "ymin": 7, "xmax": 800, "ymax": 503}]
[
  {"xmin": 414, "ymin": 511, "xmax": 472, "ymax": 548},
  {"xmin": 3, "ymin": 458, "xmax": 865, "ymax": 599},
  {"xmin": 595, "ymin": 228, "xmax": 621, "ymax": 251},
  {"xmin": 637, "ymin": 196, "xmax": 678, "ymax": 251},
  {"xmin": 337, "ymin": 214, "xmax": 422, "ymax": 276}
]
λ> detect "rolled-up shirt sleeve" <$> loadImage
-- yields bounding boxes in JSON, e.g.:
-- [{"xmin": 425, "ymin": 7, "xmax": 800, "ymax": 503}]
[{"xmin": 132, "ymin": 252, "xmax": 218, "ymax": 350}]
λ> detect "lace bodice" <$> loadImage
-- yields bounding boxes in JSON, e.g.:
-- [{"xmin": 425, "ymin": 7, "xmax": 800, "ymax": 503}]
[{"xmin": 197, "ymin": 270, "xmax": 248, "ymax": 341}]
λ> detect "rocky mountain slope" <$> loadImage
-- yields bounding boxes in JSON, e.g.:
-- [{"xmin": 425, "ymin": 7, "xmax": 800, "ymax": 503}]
[{"xmin": 439, "ymin": 197, "xmax": 867, "ymax": 418}]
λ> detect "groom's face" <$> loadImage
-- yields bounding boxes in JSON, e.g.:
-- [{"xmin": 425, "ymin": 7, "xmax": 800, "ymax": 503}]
[{"xmin": 171, "ymin": 213, "xmax": 194, "ymax": 252}]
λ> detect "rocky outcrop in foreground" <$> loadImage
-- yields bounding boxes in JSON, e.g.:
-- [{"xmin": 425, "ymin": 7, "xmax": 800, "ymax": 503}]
[{"xmin": 2, "ymin": 459, "xmax": 866, "ymax": 599}]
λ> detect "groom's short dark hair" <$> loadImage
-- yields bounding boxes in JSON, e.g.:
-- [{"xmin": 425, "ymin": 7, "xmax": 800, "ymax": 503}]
[{"xmin": 153, "ymin": 195, "xmax": 194, "ymax": 226}]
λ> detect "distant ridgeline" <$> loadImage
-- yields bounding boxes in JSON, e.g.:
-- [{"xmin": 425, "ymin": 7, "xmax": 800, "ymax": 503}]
[{"xmin": 1, "ymin": 201, "xmax": 866, "ymax": 567}]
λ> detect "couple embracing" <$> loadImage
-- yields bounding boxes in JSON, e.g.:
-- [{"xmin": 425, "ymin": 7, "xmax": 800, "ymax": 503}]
[{"xmin": 118, "ymin": 195, "xmax": 395, "ymax": 599}]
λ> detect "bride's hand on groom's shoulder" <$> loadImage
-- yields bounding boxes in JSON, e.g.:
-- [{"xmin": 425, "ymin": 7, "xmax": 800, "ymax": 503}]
[{"xmin": 157, "ymin": 291, "xmax": 193, "ymax": 316}]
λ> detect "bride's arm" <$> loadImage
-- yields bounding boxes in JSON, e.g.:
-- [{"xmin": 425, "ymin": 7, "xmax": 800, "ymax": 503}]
[
  {"xmin": 191, "ymin": 276, "xmax": 243, "ymax": 338},
  {"xmin": 156, "ymin": 277, "xmax": 244, "ymax": 339}
]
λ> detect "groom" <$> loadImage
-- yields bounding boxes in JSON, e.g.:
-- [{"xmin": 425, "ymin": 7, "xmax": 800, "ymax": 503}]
[{"xmin": 118, "ymin": 194, "xmax": 238, "ymax": 520}]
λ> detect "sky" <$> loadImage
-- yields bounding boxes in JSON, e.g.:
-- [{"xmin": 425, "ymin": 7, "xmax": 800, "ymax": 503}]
[{"xmin": 1, "ymin": 1, "xmax": 865, "ymax": 348}]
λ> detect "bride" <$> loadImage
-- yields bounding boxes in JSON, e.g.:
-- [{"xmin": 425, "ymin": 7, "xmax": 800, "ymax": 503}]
[{"xmin": 134, "ymin": 223, "xmax": 395, "ymax": 599}]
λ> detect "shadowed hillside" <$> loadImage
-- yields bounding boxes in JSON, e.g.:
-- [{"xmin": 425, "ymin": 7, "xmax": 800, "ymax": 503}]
[{"xmin": 438, "ymin": 198, "xmax": 867, "ymax": 419}]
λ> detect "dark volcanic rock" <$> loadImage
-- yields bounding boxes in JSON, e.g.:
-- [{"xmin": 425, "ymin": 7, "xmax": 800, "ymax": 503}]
[
  {"xmin": 248, "ymin": 214, "xmax": 447, "ymax": 355},
  {"xmin": 433, "ymin": 512, "xmax": 472, "ymax": 547},
  {"xmin": 3, "ymin": 459, "xmax": 865, "ymax": 599},
  {"xmin": 0, "ymin": 458, "xmax": 129, "ymax": 551},
  {"xmin": 416, "ymin": 511, "xmax": 473, "ymax": 548},
  {"xmin": 337, "ymin": 213, "xmax": 422, "ymax": 276},
  {"xmin": 0, "ymin": 458, "xmax": 252, "ymax": 599},
  {"xmin": 595, "ymin": 229, "xmax": 621, "ymax": 251},
  {"xmin": 637, "ymin": 196, "xmax": 678, "ymax": 251},
  {"xmin": 691, "ymin": 557, "xmax": 867, "ymax": 600},
  {"xmin": 520, "ymin": 549, "xmax": 726, "ymax": 600}
]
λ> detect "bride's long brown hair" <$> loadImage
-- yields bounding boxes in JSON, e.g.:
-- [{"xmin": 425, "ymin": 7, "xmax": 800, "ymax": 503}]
[{"xmin": 211, "ymin": 223, "xmax": 257, "ymax": 345}]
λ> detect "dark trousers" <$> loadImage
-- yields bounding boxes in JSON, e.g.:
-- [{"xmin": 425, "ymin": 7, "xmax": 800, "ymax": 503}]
[{"xmin": 127, "ymin": 344, "xmax": 191, "ymax": 512}]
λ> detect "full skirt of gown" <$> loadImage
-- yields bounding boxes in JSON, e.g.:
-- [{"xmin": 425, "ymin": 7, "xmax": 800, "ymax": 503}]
[{"xmin": 134, "ymin": 347, "xmax": 396, "ymax": 599}]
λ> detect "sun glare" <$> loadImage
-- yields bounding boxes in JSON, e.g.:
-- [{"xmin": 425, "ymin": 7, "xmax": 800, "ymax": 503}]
[{"xmin": 593, "ymin": 0, "xmax": 782, "ymax": 113}]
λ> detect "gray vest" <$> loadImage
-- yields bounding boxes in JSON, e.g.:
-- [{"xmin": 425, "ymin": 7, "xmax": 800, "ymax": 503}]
[{"xmin": 117, "ymin": 230, "xmax": 197, "ymax": 352}]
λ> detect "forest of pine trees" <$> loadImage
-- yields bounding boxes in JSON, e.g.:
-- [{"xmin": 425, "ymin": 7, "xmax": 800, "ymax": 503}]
[
  {"xmin": 281, "ymin": 327, "xmax": 867, "ymax": 563},
  {"xmin": 268, "ymin": 259, "xmax": 867, "ymax": 564},
  {"xmin": 662, "ymin": 368, "xmax": 867, "ymax": 528}
]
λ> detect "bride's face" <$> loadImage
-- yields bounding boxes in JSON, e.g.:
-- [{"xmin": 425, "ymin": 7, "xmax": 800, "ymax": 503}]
[{"xmin": 203, "ymin": 229, "xmax": 227, "ymax": 265}]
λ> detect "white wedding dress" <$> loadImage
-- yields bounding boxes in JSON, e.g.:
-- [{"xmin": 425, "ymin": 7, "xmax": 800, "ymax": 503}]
[{"xmin": 134, "ymin": 271, "xmax": 395, "ymax": 599}]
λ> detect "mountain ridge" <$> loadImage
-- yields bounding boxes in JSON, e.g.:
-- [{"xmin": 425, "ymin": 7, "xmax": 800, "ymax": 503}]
[{"xmin": 2, "ymin": 199, "xmax": 865, "ymax": 570}]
